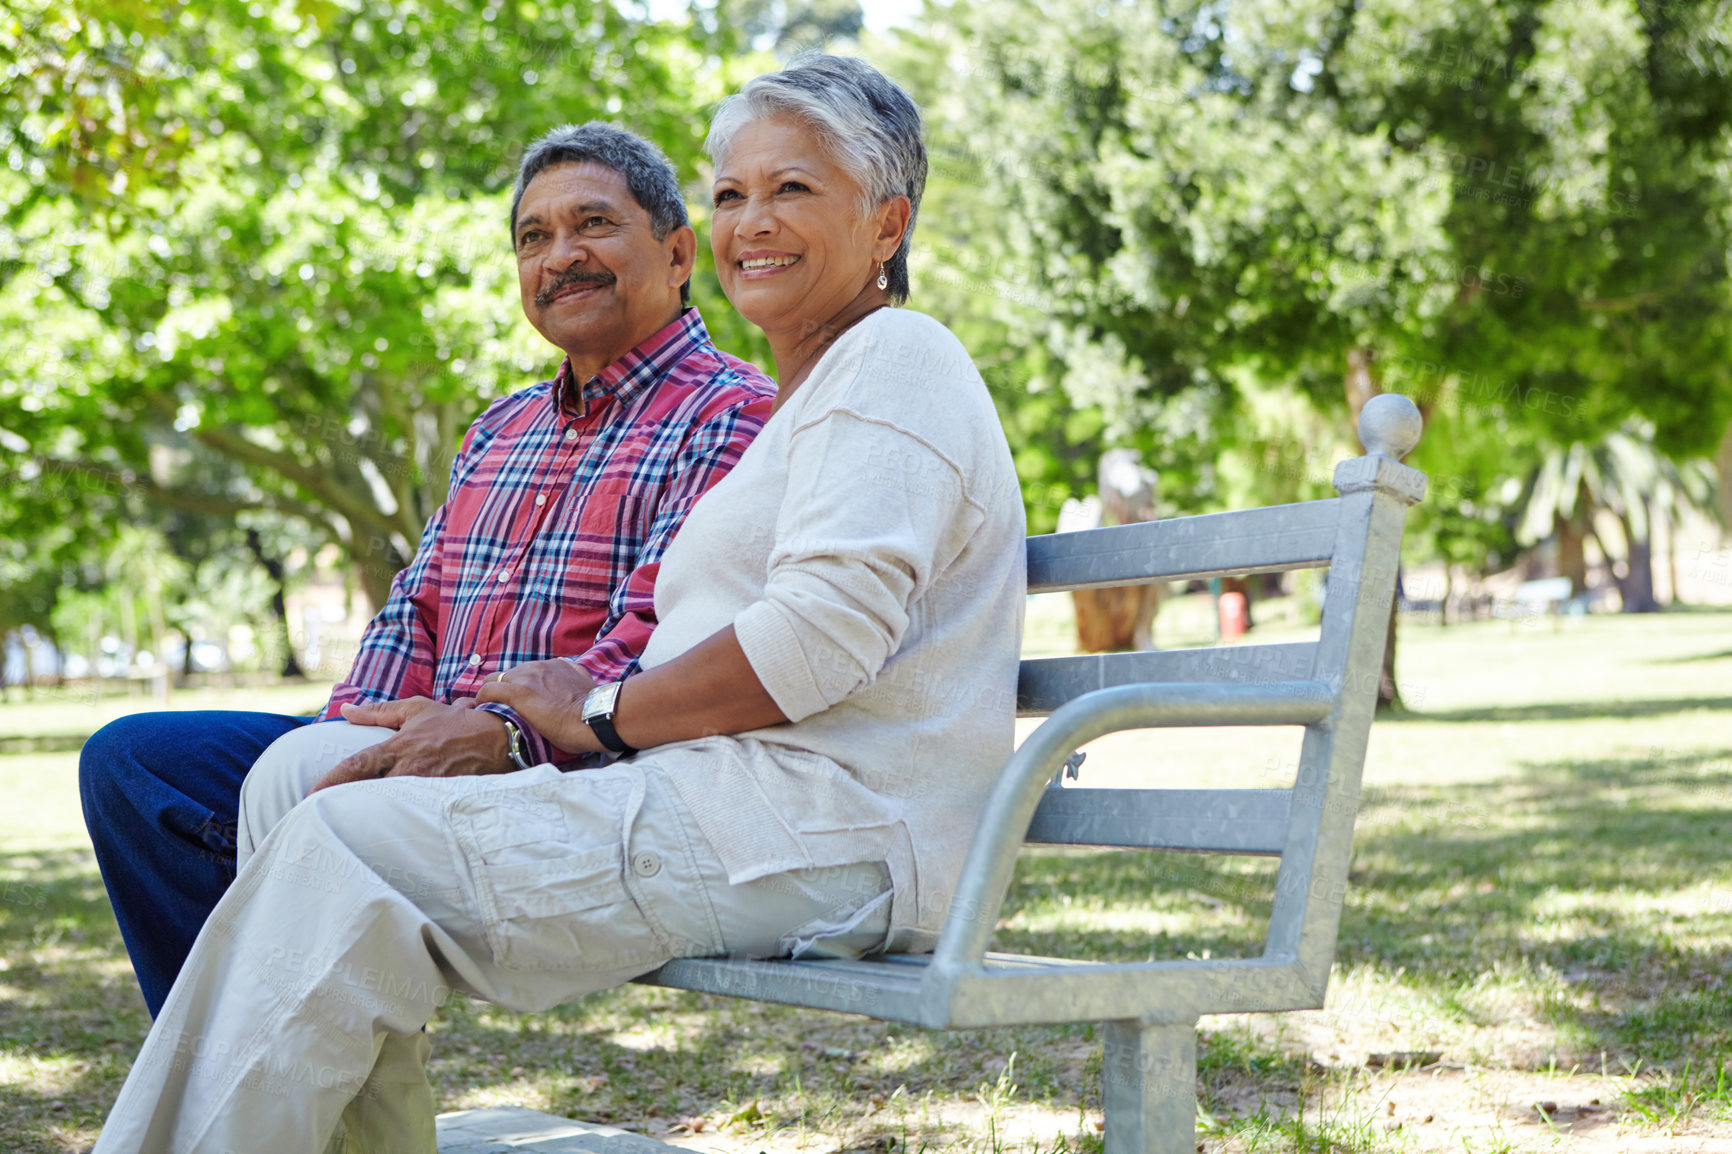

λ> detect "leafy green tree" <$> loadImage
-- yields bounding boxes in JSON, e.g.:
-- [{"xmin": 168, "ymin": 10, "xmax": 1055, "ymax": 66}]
[
  {"xmin": 1, "ymin": 0, "xmax": 770, "ymax": 611},
  {"xmin": 904, "ymin": 0, "xmax": 1732, "ymax": 702}
]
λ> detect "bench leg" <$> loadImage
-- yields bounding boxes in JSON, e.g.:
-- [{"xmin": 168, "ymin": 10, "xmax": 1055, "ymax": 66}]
[{"xmin": 1102, "ymin": 1017, "xmax": 1198, "ymax": 1154}]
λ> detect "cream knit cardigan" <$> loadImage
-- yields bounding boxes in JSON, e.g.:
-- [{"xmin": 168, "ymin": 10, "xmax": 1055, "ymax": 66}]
[{"xmin": 635, "ymin": 307, "xmax": 1027, "ymax": 951}]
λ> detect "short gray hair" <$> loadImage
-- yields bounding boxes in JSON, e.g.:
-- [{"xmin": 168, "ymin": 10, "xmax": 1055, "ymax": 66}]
[
  {"xmin": 510, "ymin": 123, "xmax": 691, "ymax": 305},
  {"xmin": 706, "ymin": 55, "xmax": 927, "ymax": 305}
]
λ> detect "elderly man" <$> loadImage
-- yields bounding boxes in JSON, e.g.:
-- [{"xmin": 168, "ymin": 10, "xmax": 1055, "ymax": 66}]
[{"xmin": 79, "ymin": 121, "xmax": 774, "ymax": 1029}]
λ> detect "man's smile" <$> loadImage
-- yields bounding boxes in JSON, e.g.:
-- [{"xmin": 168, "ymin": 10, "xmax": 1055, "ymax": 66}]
[{"xmin": 536, "ymin": 268, "xmax": 617, "ymax": 308}]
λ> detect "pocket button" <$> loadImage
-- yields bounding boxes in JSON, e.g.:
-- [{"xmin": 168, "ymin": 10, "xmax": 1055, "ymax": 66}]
[{"xmin": 631, "ymin": 851, "xmax": 662, "ymax": 878}]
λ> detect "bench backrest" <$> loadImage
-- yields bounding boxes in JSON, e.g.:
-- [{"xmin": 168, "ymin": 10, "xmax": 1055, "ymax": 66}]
[
  {"xmin": 930, "ymin": 395, "xmax": 1427, "ymax": 1013},
  {"xmin": 638, "ymin": 397, "xmax": 1428, "ymax": 1034}
]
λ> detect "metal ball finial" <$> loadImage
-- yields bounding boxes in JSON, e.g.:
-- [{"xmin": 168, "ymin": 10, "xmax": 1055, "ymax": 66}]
[{"xmin": 1358, "ymin": 393, "xmax": 1423, "ymax": 461}]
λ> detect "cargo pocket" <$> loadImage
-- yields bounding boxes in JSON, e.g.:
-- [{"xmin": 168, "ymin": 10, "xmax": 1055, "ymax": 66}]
[
  {"xmin": 454, "ymin": 778, "xmax": 666, "ymax": 974},
  {"xmin": 480, "ymin": 846, "xmax": 666, "ymax": 973},
  {"xmin": 777, "ymin": 863, "xmax": 894, "ymax": 960}
]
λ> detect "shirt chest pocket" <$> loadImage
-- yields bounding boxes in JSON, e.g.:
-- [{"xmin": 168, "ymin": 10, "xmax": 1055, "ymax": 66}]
[{"xmin": 524, "ymin": 481, "xmax": 646, "ymax": 605}]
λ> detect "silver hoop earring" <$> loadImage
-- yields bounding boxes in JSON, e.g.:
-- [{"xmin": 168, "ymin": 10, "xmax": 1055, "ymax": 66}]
[{"xmin": 876, "ymin": 262, "xmax": 888, "ymax": 291}]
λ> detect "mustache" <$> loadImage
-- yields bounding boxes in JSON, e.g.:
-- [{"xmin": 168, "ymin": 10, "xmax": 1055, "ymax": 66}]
[{"xmin": 535, "ymin": 266, "xmax": 616, "ymax": 307}]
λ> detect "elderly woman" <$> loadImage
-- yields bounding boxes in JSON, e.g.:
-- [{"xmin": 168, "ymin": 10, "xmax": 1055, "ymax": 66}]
[{"xmin": 93, "ymin": 55, "xmax": 1023, "ymax": 1153}]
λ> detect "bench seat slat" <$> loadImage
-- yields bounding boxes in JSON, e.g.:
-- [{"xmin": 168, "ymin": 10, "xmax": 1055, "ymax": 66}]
[
  {"xmin": 1027, "ymin": 500, "xmax": 1339, "ymax": 593},
  {"xmin": 1025, "ymin": 787, "xmax": 1292, "ymax": 854},
  {"xmin": 638, "ymin": 955, "xmax": 931, "ymax": 1023},
  {"xmin": 1017, "ymin": 643, "xmax": 1318, "ymax": 715},
  {"xmin": 638, "ymin": 951, "xmax": 1316, "ymax": 1028},
  {"xmin": 943, "ymin": 958, "xmax": 1318, "ymax": 1025}
]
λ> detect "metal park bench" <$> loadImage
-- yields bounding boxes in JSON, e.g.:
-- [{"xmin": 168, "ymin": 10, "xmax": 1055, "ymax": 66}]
[{"xmin": 635, "ymin": 395, "xmax": 1428, "ymax": 1154}]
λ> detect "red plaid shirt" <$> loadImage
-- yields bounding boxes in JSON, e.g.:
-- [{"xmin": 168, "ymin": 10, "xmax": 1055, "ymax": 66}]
[{"xmin": 318, "ymin": 308, "xmax": 774, "ymax": 765}]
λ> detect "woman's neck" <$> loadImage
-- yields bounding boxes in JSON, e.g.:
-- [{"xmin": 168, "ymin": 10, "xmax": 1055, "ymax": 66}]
[{"xmin": 767, "ymin": 287, "xmax": 888, "ymax": 410}]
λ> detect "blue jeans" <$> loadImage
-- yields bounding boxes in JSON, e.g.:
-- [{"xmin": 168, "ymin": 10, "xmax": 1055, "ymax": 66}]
[{"xmin": 79, "ymin": 710, "xmax": 310, "ymax": 1016}]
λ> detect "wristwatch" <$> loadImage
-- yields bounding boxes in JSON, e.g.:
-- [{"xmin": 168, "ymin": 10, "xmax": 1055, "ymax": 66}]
[
  {"xmin": 499, "ymin": 717, "xmax": 534, "ymax": 771},
  {"xmin": 581, "ymin": 681, "xmax": 636, "ymax": 756}
]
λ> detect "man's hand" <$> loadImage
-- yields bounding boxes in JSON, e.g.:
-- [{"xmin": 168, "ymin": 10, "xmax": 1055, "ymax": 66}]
[
  {"xmin": 337, "ymin": 696, "xmax": 443, "ymax": 730},
  {"xmin": 312, "ymin": 699, "xmax": 514, "ymax": 793},
  {"xmin": 475, "ymin": 659, "xmax": 602, "ymax": 753}
]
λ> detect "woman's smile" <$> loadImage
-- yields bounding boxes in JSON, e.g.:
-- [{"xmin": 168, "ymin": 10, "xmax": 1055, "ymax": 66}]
[{"xmin": 737, "ymin": 249, "xmax": 803, "ymax": 277}]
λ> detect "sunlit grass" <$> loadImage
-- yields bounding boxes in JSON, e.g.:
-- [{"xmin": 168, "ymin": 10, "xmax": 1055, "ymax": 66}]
[{"xmin": 3, "ymin": 610, "xmax": 1731, "ymax": 1151}]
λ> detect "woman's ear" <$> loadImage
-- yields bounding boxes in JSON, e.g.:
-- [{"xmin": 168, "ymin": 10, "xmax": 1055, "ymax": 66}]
[{"xmin": 873, "ymin": 195, "xmax": 913, "ymax": 263}]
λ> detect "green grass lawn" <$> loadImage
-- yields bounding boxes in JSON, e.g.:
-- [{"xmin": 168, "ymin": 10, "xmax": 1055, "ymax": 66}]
[{"xmin": 2, "ymin": 607, "xmax": 1731, "ymax": 1153}]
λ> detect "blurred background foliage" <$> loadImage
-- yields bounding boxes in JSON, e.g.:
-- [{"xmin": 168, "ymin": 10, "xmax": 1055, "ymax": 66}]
[{"xmin": 1, "ymin": 0, "xmax": 1728, "ymax": 688}]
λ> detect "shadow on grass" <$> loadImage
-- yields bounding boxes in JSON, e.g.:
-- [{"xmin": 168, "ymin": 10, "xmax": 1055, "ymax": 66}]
[
  {"xmin": 1383, "ymin": 697, "xmax": 1732, "ymax": 723},
  {"xmin": 1648, "ymin": 647, "xmax": 1732, "ymax": 665},
  {"xmin": 1320, "ymin": 747, "xmax": 1732, "ymax": 1071},
  {"xmin": 976, "ymin": 743, "xmax": 1732, "ymax": 1078},
  {"xmin": 10, "ymin": 738, "xmax": 1732, "ymax": 1150},
  {"xmin": 428, "ymin": 988, "xmax": 1104, "ymax": 1135},
  {"xmin": 0, "ymin": 848, "xmax": 150, "ymax": 1154},
  {"xmin": 1, "ymin": 846, "xmax": 1101, "ymax": 1152}
]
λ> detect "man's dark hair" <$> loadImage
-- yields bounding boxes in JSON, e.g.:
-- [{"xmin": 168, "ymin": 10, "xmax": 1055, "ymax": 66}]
[{"xmin": 510, "ymin": 122, "xmax": 692, "ymax": 306}]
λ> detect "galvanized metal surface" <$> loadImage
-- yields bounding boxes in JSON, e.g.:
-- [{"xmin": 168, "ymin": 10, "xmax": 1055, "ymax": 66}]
[
  {"xmin": 436, "ymin": 1106, "xmax": 678, "ymax": 1154},
  {"xmin": 1025, "ymin": 787, "xmax": 1293, "ymax": 854},
  {"xmin": 929, "ymin": 681, "xmax": 1333, "ymax": 978},
  {"xmin": 1026, "ymin": 498, "xmax": 1340, "ymax": 593},
  {"xmin": 1103, "ymin": 1019, "xmax": 1200, "ymax": 1154},
  {"xmin": 636, "ymin": 395, "xmax": 1429, "ymax": 1153},
  {"xmin": 1016, "ymin": 642, "xmax": 1318, "ymax": 715}
]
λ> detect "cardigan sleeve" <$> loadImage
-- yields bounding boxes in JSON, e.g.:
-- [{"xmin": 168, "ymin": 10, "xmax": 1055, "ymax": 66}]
[{"xmin": 733, "ymin": 408, "xmax": 983, "ymax": 723}]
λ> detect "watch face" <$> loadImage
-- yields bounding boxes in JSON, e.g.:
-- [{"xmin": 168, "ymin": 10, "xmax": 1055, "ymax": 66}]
[{"xmin": 583, "ymin": 681, "xmax": 621, "ymax": 720}]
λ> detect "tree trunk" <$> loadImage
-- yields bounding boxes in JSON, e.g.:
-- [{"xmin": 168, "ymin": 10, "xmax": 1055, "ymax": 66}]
[
  {"xmin": 20, "ymin": 629, "xmax": 37, "ymax": 698},
  {"xmin": 1666, "ymin": 514, "xmax": 1679, "ymax": 606},
  {"xmin": 1378, "ymin": 593, "xmax": 1402, "ymax": 711},
  {"xmin": 1616, "ymin": 501, "xmax": 1660, "ymax": 613},
  {"xmin": 1716, "ymin": 423, "xmax": 1732, "ymax": 540},
  {"xmin": 246, "ymin": 529, "xmax": 307, "ymax": 679},
  {"xmin": 41, "ymin": 622, "xmax": 66, "ymax": 688},
  {"xmin": 349, "ymin": 513, "xmax": 410, "ymax": 617},
  {"xmin": 1555, "ymin": 510, "xmax": 1588, "ymax": 596}
]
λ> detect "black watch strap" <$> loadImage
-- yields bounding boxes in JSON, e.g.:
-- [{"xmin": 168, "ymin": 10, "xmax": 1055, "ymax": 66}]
[
  {"xmin": 582, "ymin": 682, "xmax": 637, "ymax": 756},
  {"xmin": 588, "ymin": 712, "xmax": 636, "ymax": 757}
]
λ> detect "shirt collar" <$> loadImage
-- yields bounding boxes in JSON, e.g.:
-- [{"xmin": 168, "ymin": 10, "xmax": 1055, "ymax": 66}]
[{"xmin": 549, "ymin": 308, "xmax": 713, "ymax": 417}]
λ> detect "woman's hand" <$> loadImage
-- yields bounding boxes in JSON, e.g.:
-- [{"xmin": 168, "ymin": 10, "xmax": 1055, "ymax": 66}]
[{"xmin": 475, "ymin": 659, "xmax": 603, "ymax": 753}]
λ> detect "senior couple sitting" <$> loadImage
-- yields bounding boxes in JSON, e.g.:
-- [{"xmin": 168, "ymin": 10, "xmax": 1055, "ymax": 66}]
[{"xmin": 81, "ymin": 54, "xmax": 1026, "ymax": 1152}]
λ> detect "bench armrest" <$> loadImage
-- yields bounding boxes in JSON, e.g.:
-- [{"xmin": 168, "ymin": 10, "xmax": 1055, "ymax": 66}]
[{"xmin": 928, "ymin": 680, "xmax": 1332, "ymax": 975}]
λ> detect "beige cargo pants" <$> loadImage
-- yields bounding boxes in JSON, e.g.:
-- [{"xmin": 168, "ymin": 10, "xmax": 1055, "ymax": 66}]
[{"xmin": 93, "ymin": 720, "xmax": 892, "ymax": 1154}]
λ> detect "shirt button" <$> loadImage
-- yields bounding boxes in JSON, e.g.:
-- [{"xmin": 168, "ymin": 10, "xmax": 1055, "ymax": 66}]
[
  {"xmin": 534, "ymin": 494, "xmax": 546, "ymax": 506},
  {"xmin": 631, "ymin": 851, "xmax": 662, "ymax": 878},
  {"xmin": 563, "ymin": 428, "xmax": 578, "ymax": 442},
  {"xmin": 497, "ymin": 569, "xmax": 511, "ymax": 582},
  {"xmin": 468, "ymin": 653, "xmax": 482, "ymax": 667}
]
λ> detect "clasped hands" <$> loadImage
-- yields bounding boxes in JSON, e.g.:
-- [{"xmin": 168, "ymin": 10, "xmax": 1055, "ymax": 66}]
[{"xmin": 310, "ymin": 659, "xmax": 605, "ymax": 793}]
